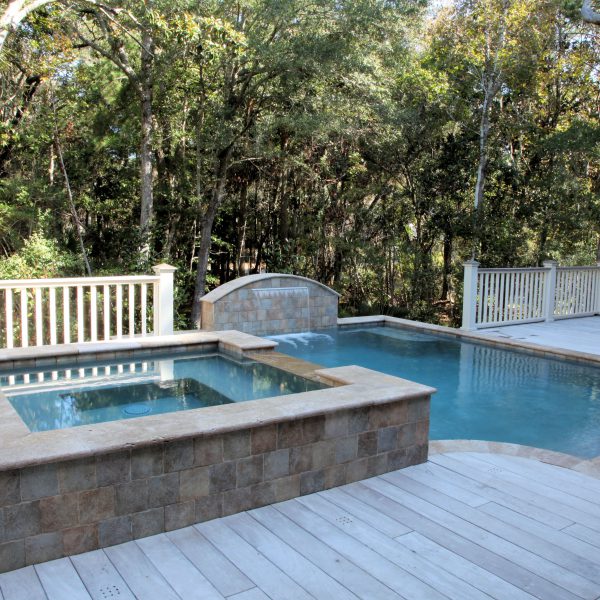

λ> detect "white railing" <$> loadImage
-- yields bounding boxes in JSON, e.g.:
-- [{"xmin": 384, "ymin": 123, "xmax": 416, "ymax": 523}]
[
  {"xmin": 462, "ymin": 260, "xmax": 600, "ymax": 330},
  {"xmin": 0, "ymin": 264, "xmax": 176, "ymax": 349}
]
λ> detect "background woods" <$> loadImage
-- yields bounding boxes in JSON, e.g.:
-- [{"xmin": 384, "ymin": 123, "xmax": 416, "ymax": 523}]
[{"xmin": 1, "ymin": 0, "xmax": 599, "ymax": 326}]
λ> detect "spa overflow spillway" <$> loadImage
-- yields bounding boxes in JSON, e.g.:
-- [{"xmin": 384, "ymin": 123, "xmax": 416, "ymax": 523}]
[
  {"xmin": 271, "ymin": 327, "xmax": 600, "ymax": 458},
  {"xmin": 0, "ymin": 350, "xmax": 326, "ymax": 432}
]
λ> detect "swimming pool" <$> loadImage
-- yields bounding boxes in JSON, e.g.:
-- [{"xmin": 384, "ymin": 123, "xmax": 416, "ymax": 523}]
[
  {"xmin": 271, "ymin": 326, "xmax": 600, "ymax": 458},
  {"xmin": 1, "ymin": 351, "xmax": 326, "ymax": 432}
]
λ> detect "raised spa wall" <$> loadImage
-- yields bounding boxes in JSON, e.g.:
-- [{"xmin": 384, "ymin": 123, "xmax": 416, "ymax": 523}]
[
  {"xmin": 0, "ymin": 331, "xmax": 432, "ymax": 573},
  {"xmin": 200, "ymin": 273, "xmax": 340, "ymax": 335}
]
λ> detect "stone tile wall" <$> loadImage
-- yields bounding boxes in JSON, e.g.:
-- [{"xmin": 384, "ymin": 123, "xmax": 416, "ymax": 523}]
[
  {"xmin": 0, "ymin": 397, "xmax": 429, "ymax": 572},
  {"xmin": 201, "ymin": 275, "xmax": 339, "ymax": 335}
]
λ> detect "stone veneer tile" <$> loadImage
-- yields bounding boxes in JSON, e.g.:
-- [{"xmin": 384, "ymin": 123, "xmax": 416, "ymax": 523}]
[
  {"xmin": 20, "ymin": 464, "xmax": 59, "ymax": 501},
  {"xmin": 346, "ymin": 458, "xmax": 369, "ymax": 483},
  {"xmin": 96, "ymin": 452, "xmax": 130, "ymax": 487},
  {"xmin": 195, "ymin": 495, "xmax": 223, "ymax": 523},
  {"xmin": 335, "ymin": 436, "xmax": 357, "ymax": 464},
  {"xmin": 148, "ymin": 473, "xmax": 179, "ymax": 508},
  {"xmin": 222, "ymin": 487, "xmax": 253, "ymax": 517},
  {"xmin": 209, "ymin": 462, "xmax": 236, "ymax": 494},
  {"xmin": 274, "ymin": 476, "xmax": 300, "ymax": 502},
  {"xmin": 99, "ymin": 515, "xmax": 132, "ymax": 547},
  {"xmin": 300, "ymin": 470, "xmax": 325, "ymax": 495},
  {"xmin": 251, "ymin": 426, "xmax": 277, "ymax": 455},
  {"xmin": 302, "ymin": 416, "xmax": 325, "ymax": 444},
  {"xmin": 277, "ymin": 421, "xmax": 304, "ymax": 449},
  {"xmin": 180, "ymin": 467, "xmax": 210, "ymax": 501},
  {"xmin": 236, "ymin": 456, "xmax": 264, "ymax": 488},
  {"xmin": 165, "ymin": 501, "xmax": 196, "ymax": 531},
  {"xmin": 377, "ymin": 427, "xmax": 398, "ymax": 454},
  {"xmin": 4, "ymin": 501, "xmax": 41, "ymax": 540},
  {"xmin": 348, "ymin": 408, "xmax": 370, "ymax": 435},
  {"xmin": 115, "ymin": 480, "xmax": 149, "ymax": 516},
  {"xmin": 357, "ymin": 432, "xmax": 378, "ymax": 458},
  {"xmin": 311, "ymin": 440, "xmax": 335, "ymax": 470},
  {"xmin": 131, "ymin": 446, "xmax": 164, "ymax": 480},
  {"xmin": 0, "ymin": 471, "xmax": 20, "ymax": 507},
  {"xmin": 223, "ymin": 431, "xmax": 251, "ymax": 460},
  {"xmin": 25, "ymin": 532, "xmax": 63, "ymax": 565},
  {"xmin": 289, "ymin": 446, "xmax": 313, "ymax": 475},
  {"xmin": 132, "ymin": 508, "xmax": 164, "ymax": 539},
  {"xmin": 408, "ymin": 399, "xmax": 429, "ymax": 423},
  {"xmin": 264, "ymin": 449, "xmax": 290, "ymax": 480},
  {"xmin": 0, "ymin": 539, "xmax": 25, "ymax": 572},
  {"xmin": 324, "ymin": 413, "xmax": 349, "ymax": 439},
  {"xmin": 397, "ymin": 424, "xmax": 416, "ymax": 449},
  {"xmin": 79, "ymin": 487, "xmax": 115, "ymax": 524},
  {"xmin": 165, "ymin": 440, "xmax": 194, "ymax": 472},
  {"xmin": 40, "ymin": 493, "xmax": 79, "ymax": 532},
  {"xmin": 324, "ymin": 465, "xmax": 347, "ymax": 489},
  {"xmin": 58, "ymin": 458, "xmax": 97, "ymax": 493},
  {"xmin": 62, "ymin": 525, "xmax": 98, "ymax": 555},
  {"xmin": 194, "ymin": 437, "xmax": 223, "ymax": 466}
]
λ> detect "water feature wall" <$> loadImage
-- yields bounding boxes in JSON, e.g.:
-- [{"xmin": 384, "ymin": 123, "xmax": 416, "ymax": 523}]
[{"xmin": 200, "ymin": 274, "xmax": 340, "ymax": 334}]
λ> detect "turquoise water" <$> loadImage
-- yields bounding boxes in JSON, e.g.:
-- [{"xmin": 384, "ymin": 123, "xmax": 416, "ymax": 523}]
[
  {"xmin": 270, "ymin": 327, "xmax": 600, "ymax": 458},
  {"xmin": 1, "ymin": 353, "xmax": 325, "ymax": 432}
]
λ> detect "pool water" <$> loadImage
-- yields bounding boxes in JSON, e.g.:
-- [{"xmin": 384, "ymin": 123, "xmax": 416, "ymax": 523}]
[
  {"xmin": 270, "ymin": 327, "xmax": 600, "ymax": 458},
  {"xmin": 1, "ymin": 352, "xmax": 326, "ymax": 432}
]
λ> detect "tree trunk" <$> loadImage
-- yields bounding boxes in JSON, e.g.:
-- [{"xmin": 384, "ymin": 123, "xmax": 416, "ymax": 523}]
[
  {"xmin": 190, "ymin": 148, "xmax": 232, "ymax": 327},
  {"xmin": 138, "ymin": 30, "xmax": 155, "ymax": 261},
  {"xmin": 441, "ymin": 232, "xmax": 453, "ymax": 301}
]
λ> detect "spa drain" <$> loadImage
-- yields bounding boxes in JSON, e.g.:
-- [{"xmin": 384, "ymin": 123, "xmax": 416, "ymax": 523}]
[
  {"xmin": 122, "ymin": 403, "xmax": 151, "ymax": 416},
  {"xmin": 99, "ymin": 584, "xmax": 121, "ymax": 597}
]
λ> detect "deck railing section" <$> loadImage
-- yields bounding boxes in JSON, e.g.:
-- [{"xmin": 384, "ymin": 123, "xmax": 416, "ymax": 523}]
[
  {"xmin": 462, "ymin": 260, "xmax": 600, "ymax": 330},
  {"xmin": 0, "ymin": 264, "xmax": 176, "ymax": 349}
]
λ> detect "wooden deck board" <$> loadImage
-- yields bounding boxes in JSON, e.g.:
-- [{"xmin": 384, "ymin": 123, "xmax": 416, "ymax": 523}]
[{"xmin": 2, "ymin": 452, "xmax": 600, "ymax": 600}]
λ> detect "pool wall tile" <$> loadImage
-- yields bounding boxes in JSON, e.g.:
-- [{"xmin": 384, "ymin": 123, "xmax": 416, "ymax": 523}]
[
  {"xmin": 209, "ymin": 461, "xmax": 237, "ymax": 493},
  {"xmin": 4, "ymin": 501, "xmax": 41, "ymax": 540},
  {"xmin": 195, "ymin": 494, "xmax": 222, "ymax": 522},
  {"xmin": 223, "ymin": 431, "xmax": 251, "ymax": 460},
  {"xmin": 236, "ymin": 456, "xmax": 264, "ymax": 488},
  {"xmin": 264, "ymin": 449, "xmax": 289, "ymax": 479}
]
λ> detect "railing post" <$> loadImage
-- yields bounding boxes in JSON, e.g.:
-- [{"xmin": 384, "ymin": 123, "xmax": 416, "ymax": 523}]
[
  {"xmin": 152, "ymin": 264, "xmax": 177, "ymax": 336},
  {"xmin": 596, "ymin": 261, "xmax": 600, "ymax": 315},
  {"xmin": 461, "ymin": 260, "xmax": 480, "ymax": 330},
  {"xmin": 542, "ymin": 260, "xmax": 558, "ymax": 322}
]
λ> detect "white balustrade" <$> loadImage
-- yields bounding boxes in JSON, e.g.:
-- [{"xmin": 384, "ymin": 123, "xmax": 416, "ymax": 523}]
[
  {"xmin": 462, "ymin": 261, "xmax": 600, "ymax": 330},
  {"xmin": 0, "ymin": 264, "xmax": 176, "ymax": 349}
]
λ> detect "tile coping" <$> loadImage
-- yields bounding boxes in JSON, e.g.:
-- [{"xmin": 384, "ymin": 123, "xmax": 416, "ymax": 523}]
[
  {"xmin": 429, "ymin": 440, "xmax": 600, "ymax": 480},
  {"xmin": 0, "ymin": 330, "xmax": 436, "ymax": 471},
  {"xmin": 339, "ymin": 315, "xmax": 600, "ymax": 365}
]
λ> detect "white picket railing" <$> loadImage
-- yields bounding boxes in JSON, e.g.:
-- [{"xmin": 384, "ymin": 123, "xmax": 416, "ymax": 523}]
[
  {"xmin": 462, "ymin": 260, "xmax": 600, "ymax": 330},
  {"xmin": 0, "ymin": 264, "xmax": 176, "ymax": 349}
]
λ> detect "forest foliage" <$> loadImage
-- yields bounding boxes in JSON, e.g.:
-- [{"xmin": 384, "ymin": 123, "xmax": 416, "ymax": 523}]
[{"xmin": 1, "ymin": 0, "xmax": 599, "ymax": 326}]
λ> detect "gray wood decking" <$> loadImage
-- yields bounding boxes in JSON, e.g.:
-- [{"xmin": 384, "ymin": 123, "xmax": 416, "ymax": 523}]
[{"xmin": 2, "ymin": 451, "xmax": 600, "ymax": 600}]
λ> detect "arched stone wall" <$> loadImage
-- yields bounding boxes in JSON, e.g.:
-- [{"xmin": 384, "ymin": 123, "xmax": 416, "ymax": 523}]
[{"xmin": 200, "ymin": 274, "xmax": 340, "ymax": 335}]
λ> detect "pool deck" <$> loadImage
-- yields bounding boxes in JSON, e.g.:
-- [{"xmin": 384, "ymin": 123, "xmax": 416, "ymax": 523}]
[
  {"xmin": 475, "ymin": 316, "xmax": 600, "ymax": 357},
  {"xmin": 2, "ymin": 450, "xmax": 600, "ymax": 600}
]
